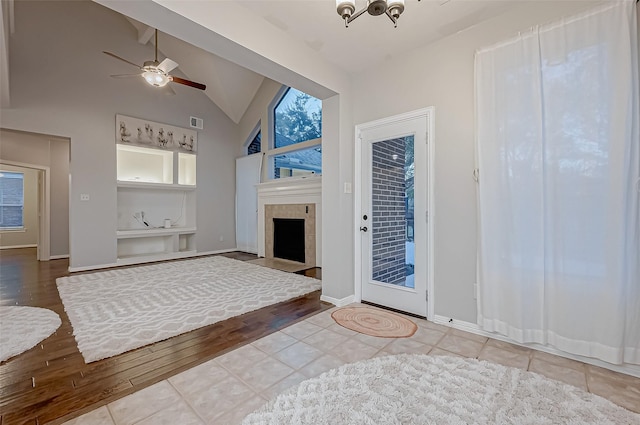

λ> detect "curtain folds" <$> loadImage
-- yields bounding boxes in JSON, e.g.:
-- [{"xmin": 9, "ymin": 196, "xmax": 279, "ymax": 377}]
[{"xmin": 475, "ymin": 1, "xmax": 639, "ymax": 365}]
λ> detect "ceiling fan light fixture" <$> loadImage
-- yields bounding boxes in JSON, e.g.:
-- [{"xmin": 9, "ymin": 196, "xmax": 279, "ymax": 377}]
[{"xmin": 142, "ymin": 69, "xmax": 169, "ymax": 87}]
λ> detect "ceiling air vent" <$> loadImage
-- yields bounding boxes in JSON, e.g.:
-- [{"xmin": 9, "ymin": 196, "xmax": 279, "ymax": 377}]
[{"xmin": 190, "ymin": 116, "xmax": 203, "ymax": 130}]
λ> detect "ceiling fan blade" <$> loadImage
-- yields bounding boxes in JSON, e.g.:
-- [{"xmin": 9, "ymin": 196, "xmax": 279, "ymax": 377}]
[
  {"xmin": 103, "ymin": 51, "xmax": 143, "ymax": 69},
  {"xmin": 157, "ymin": 58, "xmax": 179, "ymax": 74},
  {"xmin": 169, "ymin": 76, "xmax": 206, "ymax": 91},
  {"xmin": 110, "ymin": 73, "xmax": 142, "ymax": 79}
]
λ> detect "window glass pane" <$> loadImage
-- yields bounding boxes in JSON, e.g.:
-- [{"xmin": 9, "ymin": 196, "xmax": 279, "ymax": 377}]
[
  {"xmin": 370, "ymin": 136, "xmax": 414, "ymax": 288},
  {"xmin": 247, "ymin": 131, "xmax": 261, "ymax": 155},
  {"xmin": 274, "ymin": 88, "xmax": 322, "ymax": 148},
  {"xmin": 273, "ymin": 146, "xmax": 321, "ymax": 179},
  {"xmin": 0, "ymin": 172, "xmax": 25, "ymax": 228}
]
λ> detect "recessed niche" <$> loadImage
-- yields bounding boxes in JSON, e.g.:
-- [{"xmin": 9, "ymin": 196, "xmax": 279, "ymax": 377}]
[
  {"xmin": 117, "ymin": 144, "xmax": 173, "ymax": 184},
  {"xmin": 178, "ymin": 153, "xmax": 197, "ymax": 186}
]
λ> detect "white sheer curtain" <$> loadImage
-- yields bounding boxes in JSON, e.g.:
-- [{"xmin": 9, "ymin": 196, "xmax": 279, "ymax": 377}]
[{"xmin": 475, "ymin": 1, "xmax": 639, "ymax": 365}]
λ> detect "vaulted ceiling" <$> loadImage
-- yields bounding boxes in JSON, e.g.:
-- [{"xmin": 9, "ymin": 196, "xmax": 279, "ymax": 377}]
[
  {"xmin": 115, "ymin": 1, "xmax": 522, "ymax": 123},
  {"xmin": 2, "ymin": 1, "xmax": 567, "ymax": 121}
]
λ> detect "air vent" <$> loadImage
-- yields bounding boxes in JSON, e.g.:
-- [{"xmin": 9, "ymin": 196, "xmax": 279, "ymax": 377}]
[{"xmin": 190, "ymin": 116, "xmax": 203, "ymax": 130}]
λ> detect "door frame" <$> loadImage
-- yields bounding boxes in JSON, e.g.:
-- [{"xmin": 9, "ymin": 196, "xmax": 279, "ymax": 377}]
[
  {"xmin": 354, "ymin": 107, "xmax": 435, "ymax": 321},
  {"xmin": 0, "ymin": 159, "xmax": 51, "ymax": 261}
]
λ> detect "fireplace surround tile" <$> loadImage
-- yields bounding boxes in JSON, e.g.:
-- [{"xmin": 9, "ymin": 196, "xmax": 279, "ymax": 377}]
[{"xmin": 265, "ymin": 204, "xmax": 316, "ymax": 268}]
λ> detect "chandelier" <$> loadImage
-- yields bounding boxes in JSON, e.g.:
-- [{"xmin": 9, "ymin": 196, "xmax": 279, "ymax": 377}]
[{"xmin": 336, "ymin": 0, "xmax": 412, "ymax": 28}]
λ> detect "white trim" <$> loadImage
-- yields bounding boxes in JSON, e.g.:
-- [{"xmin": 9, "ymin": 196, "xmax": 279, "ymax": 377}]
[
  {"xmin": 49, "ymin": 254, "xmax": 69, "ymax": 259},
  {"xmin": 353, "ymin": 107, "xmax": 435, "ymax": 321},
  {"xmin": 0, "ymin": 244, "xmax": 37, "ymax": 249},
  {"xmin": 320, "ymin": 294, "xmax": 355, "ymax": 307},
  {"xmin": 0, "ymin": 227, "xmax": 26, "ymax": 232},
  {"xmin": 433, "ymin": 315, "xmax": 640, "ymax": 378},
  {"xmin": 0, "ymin": 159, "xmax": 50, "ymax": 261},
  {"xmin": 68, "ymin": 248, "xmax": 237, "ymax": 272}
]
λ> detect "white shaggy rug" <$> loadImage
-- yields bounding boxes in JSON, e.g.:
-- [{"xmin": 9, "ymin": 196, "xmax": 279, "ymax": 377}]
[
  {"xmin": 242, "ymin": 354, "xmax": 640, "ymax": 425},
  {"xmin": 56, "ymin": 256, "xmax": 321, "ymax": 363},
  {"xmin": 0, "ymin": 306, "xmax": 61, "ymax": 362}
]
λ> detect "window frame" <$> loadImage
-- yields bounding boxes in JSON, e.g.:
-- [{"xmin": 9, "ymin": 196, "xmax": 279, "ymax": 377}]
[
  {"xmin": 0, "ymin": 171, "xmax": 26, "ymax": 231},
  {"xmin": 267, "ymin": 86, "xmax": 322, "ymax": 180},
  {"xmin": 245, "ymin": 121, "xmax": 262, "ymax": 156}
]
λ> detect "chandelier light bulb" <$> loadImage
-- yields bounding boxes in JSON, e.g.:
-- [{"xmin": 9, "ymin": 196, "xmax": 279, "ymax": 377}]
[
  {"xmin": 336, "ymin": 0, "xmax": 356, "ymax": 21},
  {"xmin": 387, "ymin": 0, "xmax": 405, "ymax": 20},
  {"xmin": 337, "ymin": 0, "xmax": 409, "ymax": 28}
]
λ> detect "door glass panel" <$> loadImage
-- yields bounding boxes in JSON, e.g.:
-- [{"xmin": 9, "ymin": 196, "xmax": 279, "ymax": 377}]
[{"xmin": 371, "ymin": 135, "xmax": 414, "ymax": 288}]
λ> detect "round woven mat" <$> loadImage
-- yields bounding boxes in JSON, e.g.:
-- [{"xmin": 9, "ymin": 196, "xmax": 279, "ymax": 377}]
[{"xmin": 331, "ymin": 306, "xmax": 417, "ymax": 338}]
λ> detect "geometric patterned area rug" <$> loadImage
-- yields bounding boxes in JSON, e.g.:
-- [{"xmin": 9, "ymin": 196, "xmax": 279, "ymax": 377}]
[
  {"xmin": 242, "ymin": 354, "xmax": 640, "ymax": 424},
  {"xmin": 331, "ymin": 306, "xmax": 417, "ymax": 338},
  {"xmin": 0, "ymin": 306, "xmax": 61, "ymax": 362},
  {"xmin": 56, "ymin": 256, "xmax": 321, "ymax": 363}
]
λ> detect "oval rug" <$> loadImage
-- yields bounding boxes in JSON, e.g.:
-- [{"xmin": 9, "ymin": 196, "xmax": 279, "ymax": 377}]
[
  {"xmin": 331, "ymin": 306, "xmax": 417, "ymax": 338},
  {"xmin": 0, "ymin": 306, "xmax": 61, "ymax": 362},
  {"xmin": 242, "ymin": 354, "xmax": 639, "ymax": 425}
]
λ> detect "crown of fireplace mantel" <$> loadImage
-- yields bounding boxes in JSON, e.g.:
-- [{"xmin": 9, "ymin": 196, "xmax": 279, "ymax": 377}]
[{"xmin": 256, "ymin": 176, "xmax": 322, "ymax": 267}]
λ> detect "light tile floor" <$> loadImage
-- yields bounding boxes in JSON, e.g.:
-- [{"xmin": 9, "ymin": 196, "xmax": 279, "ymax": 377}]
[{"xmin": 64, "ymin": 304, "xmax": 640, "ymax": 425}]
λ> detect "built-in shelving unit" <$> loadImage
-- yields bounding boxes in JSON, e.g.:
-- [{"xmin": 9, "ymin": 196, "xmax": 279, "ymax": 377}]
[{"xmin": 116, "ymin": 144, "xmax": 197, "ymax": 266}]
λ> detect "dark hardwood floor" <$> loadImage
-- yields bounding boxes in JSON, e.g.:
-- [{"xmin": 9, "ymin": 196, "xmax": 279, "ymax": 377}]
[{"xmin": 0, "ymin": 248, "xmax": 328, "ymax": 425}]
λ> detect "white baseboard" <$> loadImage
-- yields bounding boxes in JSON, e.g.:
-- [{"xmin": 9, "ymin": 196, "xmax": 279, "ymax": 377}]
[
  {"xmin": 194, "ymin": 248, "xmax": 238, "ymax": 257},
  {"xmin": 68, "ymin": 262, "xmax": 119, "ymax": 273},
  {"xmin": 235, "ymin": 246, "xmax": 258, "ymax": 254},
  {"xmin": 68, "ymin": 249, "xmax": 242, "ymax": 273},
  {"xmin": 49, "ymin": 254, "xmax": 69, "ymax": 260},
  {"xmin": 0, "ymin": 244, "xmax": 37, "ymax": 249},
  {"xmin": 433, "ymin": 315, "xmax": 640, "ymax": 378},
  {"xmin": 320, "ymin": 294, "xmax": 355, "ymax": 307}
]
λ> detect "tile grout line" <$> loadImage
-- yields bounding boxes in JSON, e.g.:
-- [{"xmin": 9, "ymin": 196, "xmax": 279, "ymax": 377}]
[{"xmin": 164, "ymin": 377, "xmax": 209, "ymax": 425}]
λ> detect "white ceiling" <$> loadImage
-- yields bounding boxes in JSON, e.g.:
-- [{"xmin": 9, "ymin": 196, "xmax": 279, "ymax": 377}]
[
  {"xmin": 236, "ymin": 0, "xmax": 517, "ymax": 74},
  {"xmin": 115, "ymin": 1, "xmax": 519, "ymax": 122}
]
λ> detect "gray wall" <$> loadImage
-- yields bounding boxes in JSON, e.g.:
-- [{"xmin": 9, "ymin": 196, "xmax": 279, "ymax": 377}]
[
  {"xmin": 352, "ymin": 1, "xmax": 600, "ymax": 322},
  {"xmin": 0, "ymin": 164, "xmax": 38, "ymax": 248},
  {"xmin": 0, "ymin": 0, "xmax": 238, "ymax": 268},
  {"xmin": 0, "ymin": 130, "xmax": 70, "ymax": 256}
]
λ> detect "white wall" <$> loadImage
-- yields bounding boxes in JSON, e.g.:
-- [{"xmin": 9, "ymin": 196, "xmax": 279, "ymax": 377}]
[
  {"xmin": 0, "ymin": 129, "xmax": 70, "ymax": 256},
  {"xmin": 0, "ymin": 1, "xmax": 239, "ymax": 268},
  {"xmin": 352, "ymin": 1, "xmax": 602, "ymax": 322},
  {"xmin": 0, "ymin": 165, "xmax": 38, "ymax": 248}
]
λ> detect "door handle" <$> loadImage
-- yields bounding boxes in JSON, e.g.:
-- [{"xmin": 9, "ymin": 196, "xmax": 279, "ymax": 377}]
[{"xmin": 360, "ymin": 226, "xmax": 368, "ymax": 232}]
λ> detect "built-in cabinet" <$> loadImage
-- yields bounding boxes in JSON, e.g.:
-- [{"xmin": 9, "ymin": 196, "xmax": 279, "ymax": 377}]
[{"xmin": 116, "ymin": 144, "xmax": 197, "ymax": 266}]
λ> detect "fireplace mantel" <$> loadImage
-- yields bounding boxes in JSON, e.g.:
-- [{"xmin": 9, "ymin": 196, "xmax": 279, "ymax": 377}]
[{"xmin": 256, "ymin": 176, "xmax": 322, "ymax": 266}]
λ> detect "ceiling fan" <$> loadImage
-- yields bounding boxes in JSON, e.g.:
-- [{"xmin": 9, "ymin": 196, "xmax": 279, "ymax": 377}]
[{"xmin": 103, "ymin": 29, "xmax": 206, "ymax": 92}]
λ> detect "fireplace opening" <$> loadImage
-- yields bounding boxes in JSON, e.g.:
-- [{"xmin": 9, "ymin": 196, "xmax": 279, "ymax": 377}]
[{"xmin": 273, "ymin": 218, "xmax": 305, "ymax": 263}]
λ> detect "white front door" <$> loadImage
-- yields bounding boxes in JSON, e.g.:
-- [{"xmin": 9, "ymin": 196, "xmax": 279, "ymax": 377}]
[{"xmin": 357, "ymin": 110, "xmax": 431, "ymax": 317}]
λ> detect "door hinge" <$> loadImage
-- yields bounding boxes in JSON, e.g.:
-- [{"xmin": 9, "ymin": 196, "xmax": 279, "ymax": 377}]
[
  {"xmin": 426, "ymin": 290, "xmax": 429, "ymax": 302},
  {"xmin": 425, "ymin": 210, "xmax": 428, "ymax": 223}
]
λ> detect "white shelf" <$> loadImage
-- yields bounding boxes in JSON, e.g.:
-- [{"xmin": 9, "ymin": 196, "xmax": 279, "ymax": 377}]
[
  {"xmin": 116, "ymin": 250, "xmax": 197, "ymax": 266},
  {"xmin": 115, "ymin": 142, "xmax": 197, "ymax": 266},
  {"xmin": 117, "ymin": 181, "xmax": 196, "ymax": 190},
  {"xmin": 117, "ymin": 227, "xmax": 197, "ymax": 239}
]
